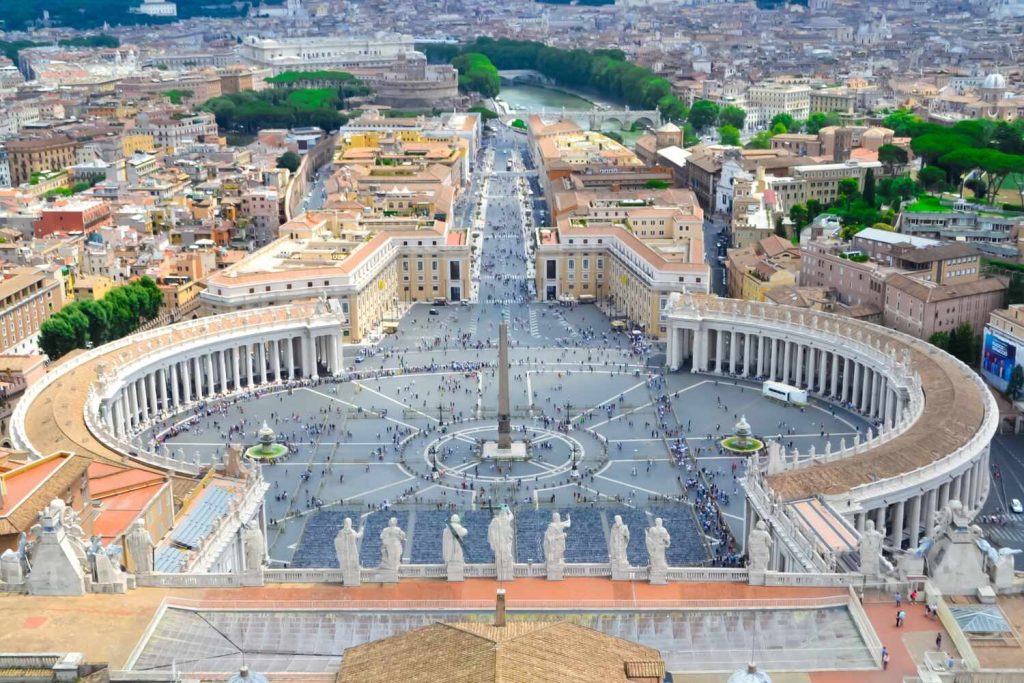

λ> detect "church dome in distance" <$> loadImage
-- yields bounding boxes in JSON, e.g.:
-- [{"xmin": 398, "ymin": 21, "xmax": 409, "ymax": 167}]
[{"xmin": 982, "ymin": 73, "xmax": 1006, "ymax": 90}]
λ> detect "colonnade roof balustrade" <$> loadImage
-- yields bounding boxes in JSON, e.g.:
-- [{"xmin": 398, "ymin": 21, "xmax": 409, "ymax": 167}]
[
  {"xmin": 665, "ymin": 294, "xmax": 996, "ymax": 502},
  {"xmin": 13, "ymin": 301, "xmax": 327, "ymax": 468}
]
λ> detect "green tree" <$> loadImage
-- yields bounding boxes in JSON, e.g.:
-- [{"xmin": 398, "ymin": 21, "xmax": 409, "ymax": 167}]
[
  {"xmin": 688, "ymin": 100, "xmax": 720, "ymax": 133},
  {"xmin": 918, "ymin": 166, "xmax": 946, "ymax": 192},
  {"xmin": 863, "ymin": 168, "xmax": 876, "ymax": 207},
  {"xmin": 644, "ymin": 179, "xmax": 670, "ymax": 189},
  {"xmin": 789, "ymin": 204, "xmax": 809, "ymax": 231},
  {"xmin": 746, "ymin": 130, "xmax": 774, "ymax": 149},
  {"xmin": 805, "ymin": 112, "xmax": 841, "ymax": 135},
  {"xmin": 276, "ymin": 151, "xmax": 301, "ymax": 173},
  {"xmin": 718, "ymin": 125, "xmax": 741, "ymax": 146},
  {"xmin": 837, "ymin": 177, "xmax": 860, "ymax": 209},
  {"xmin": 770, "ymin": 113, "xmax": 796, "ymax": 133},
  {"xmin": 928, "ymin": 330, "xmax": 950, "ymax": 352},
  {"xmin": 946, "ymin": 323, "xmax": 979, "ymax": 366},
  {"xmin": 719, "ymin": 105, "xmax": 746, "ymax": 130},
  {"xmin": 39, "ymin": 317, "xmax": 79, "ymax": 360},
  {"xmin": 877, "ymin": 144, "xmax": 908, "ymax": 175},
  {"xmin": 77, "ymin": 299, "xmax": 112, "ymax": 346}
]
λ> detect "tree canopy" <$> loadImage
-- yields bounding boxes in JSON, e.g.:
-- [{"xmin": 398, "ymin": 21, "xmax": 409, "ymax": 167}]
[{"xmin": 39, "ymin": 278, "xmax": 163, "ymax": 360}]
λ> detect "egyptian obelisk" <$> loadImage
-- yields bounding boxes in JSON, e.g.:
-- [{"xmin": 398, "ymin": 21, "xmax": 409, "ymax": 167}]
[{"xmin": 497, "ymin": 321, "xmax": 512, "ymax": 449}]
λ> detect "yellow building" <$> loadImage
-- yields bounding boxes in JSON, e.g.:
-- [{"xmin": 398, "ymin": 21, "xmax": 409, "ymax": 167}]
[
  {"xmin": 72, "ymin": 274, "xmax": 114, "ymax": 301},
  {"xmin": 725, "ymin": 235, "xmax": 802, "ymax": 302},
  {"xmin": 535, "ymin": 189, "xmax": 710, "ymax": 337}
]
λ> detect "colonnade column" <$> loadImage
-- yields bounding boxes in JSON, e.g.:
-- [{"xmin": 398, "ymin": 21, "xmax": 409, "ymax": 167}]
[
  {"xmin": 170, "ymin": 362, "xmax": 180, "ymax": 407},
  {"xmin": 843, "ymin": 356, "xmax": 852, "ymax": 402},
  {"xmin": 271, "ymin": 339, "xmax": 281, "ymax": 381},
  {"xmin": 218, "ymin": 351, "xmax": 228, "ymax": 394},
  {"xmin": 907, "ymin": 495, "xmax": 922, "ymax": 548},
  {"xmin": 157, "ymin": 368, "xmax": 167, "ymax": 413},
  {"xmin": 286, "ymin": 337, "xmax": 296, "ymax": 379},
  {"xmin": 246, "ymin": 344, "xmax": 255, "ymax": 386},
  {"xmin": 890, "ymin": 500, "xmax": 905, "ymax": 549},
  {"xmin": 729, "ymin": 331, "xmax": 737, "ymax": 374},
  {"xmin": 181, "ymin": 360, "xmax": 192, "ymax": 403},
  {"xmin": 818, "ymin": 349, "xmax": 827, "ymax": 394},
  {"xmin": 783, "ymin": 341, "xmax": 791, "ymax": 384},
  {"xmin": 769, "ymin": 338, "xmax": 778, "ymax": 380},
  {"xmin": 146, "ymin": 373, "xmax": 157, "ymax": 418},
  {"xmin": 715, "ymin": 330, "xmax": 724, "ymax": 373},
  {"xmin": 923, "ymin": 489, "xmax": 937, "ymax": 540},
  {"xmin": 205, "ymin": 354, "xmax": 215, "ymax": 397},
  {"xmin": 794, "ymin": 345, "xmax": 804, "ymax": 387},
  {"xmin": 830, "ymin": 352, "xmax": 839, "ymax": 397}
]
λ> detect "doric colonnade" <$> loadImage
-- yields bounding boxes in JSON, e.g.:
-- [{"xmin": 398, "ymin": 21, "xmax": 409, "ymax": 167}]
[
  {"xmin": 664, "ymin": 294, "xmax": 997, "ymax": 553},
  {"xmin": 104, "ymin": 331, "xmax": 341, "ymax": 439},
  {"xmin": 10, "ymin": 302, "xmax": 345, "ymax": 471}
]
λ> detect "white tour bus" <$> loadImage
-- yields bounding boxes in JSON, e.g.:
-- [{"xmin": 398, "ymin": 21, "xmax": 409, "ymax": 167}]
[{"xmin": 761, "ymin": 381, "xmax": 808, "ymax": 406}]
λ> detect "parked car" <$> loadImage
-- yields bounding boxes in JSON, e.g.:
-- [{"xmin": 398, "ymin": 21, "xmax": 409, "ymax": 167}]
[
  {"xmin": 1012, "ymin": 498, "xmax": 1023, "ymax": 514},
  {"xmin": 428, "ymin": 308, "xmax": 439, "ymax": 316}
]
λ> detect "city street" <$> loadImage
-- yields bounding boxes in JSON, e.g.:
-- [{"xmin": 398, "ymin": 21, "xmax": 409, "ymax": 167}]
[{"xmin": 978, "ymin": 434, "xmax": 1024, "ymax": 569}]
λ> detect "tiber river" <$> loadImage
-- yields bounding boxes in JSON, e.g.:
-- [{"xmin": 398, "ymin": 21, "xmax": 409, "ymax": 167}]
[{"xmin": 495, "ymin": 84, "xmax": 646, "ymax": 146}]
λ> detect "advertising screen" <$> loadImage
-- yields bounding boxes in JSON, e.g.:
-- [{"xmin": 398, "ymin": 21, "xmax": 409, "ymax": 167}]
[{"xmin": 982, "ymin": 329, "xmax": 1017, "ymax": 392}]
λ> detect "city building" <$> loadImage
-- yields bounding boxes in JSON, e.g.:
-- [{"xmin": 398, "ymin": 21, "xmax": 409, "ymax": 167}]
[
  {"xmin": 981, "ymin": 304, "xmax": 1024, "ymax": 393},
  {"xmin": 725, "ymin": 234, "xmax": 801, "ymax": 302},
  {"xmin": 201, "ymin": 213, "xmax": 470, "ymax": 341},
  {"xmin": 237, "ymin": 34, "xmax": 418, "ymax": 74},
  {"xmin": 897, "ymin": 196, "xmax": 1024, "ymax": 260},
  {"xmin": 5, "ymin": 136, "xmax": 78, "ymax": 187},
  {"xmin": 800, "ymin": 228, "xmax": 1007, "ymax": 335},
  {"xmin": 34, "ymin": 200, "xmax": 112, "ymax": 238},
  {"xmin": 0, "ymin": 266, "xmax": 68, "ymax": 354},
  {"xmin": 745, "ymin": 82, "xmax": 812, "ymax": 130},
  {"xmin": 534, "ymin": 192, "xmax": 709, "ymax": 336}
]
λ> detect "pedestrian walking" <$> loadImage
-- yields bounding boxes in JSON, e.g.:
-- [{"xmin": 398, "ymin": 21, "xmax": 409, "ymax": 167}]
[
  {"xmin": 910, "ymin": 589, "xmax": 918, "ymax": 604},
  {"xmin": 881, "ymin": 646, "xmax": 890, "ymax": 670},
  {"xmin": 935, "ymin": 632, "xmax": 942, "ymax": 650},
  {"xmin": 895, "ymin": 591, "xmax": 902, "ymax": 607},
  {"xmin": 896, "ymin": 609, "xmax": 906, "ymax": 627}
]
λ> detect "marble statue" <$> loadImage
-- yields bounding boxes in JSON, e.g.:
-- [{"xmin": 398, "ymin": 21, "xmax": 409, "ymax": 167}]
[
  {"xmin": 976, "ymin": 538, "xmax": 1022, "ymax": 590},
  {"xmin": 859, "ymin": 519, "xmax": 886, "ymax": 577},
  {"xmin": 125, "ymin": 519, "xmax": 154, "ymax": 574},
  {"xmin": 608, "ymin": 515, "xmax": 630, "ymax": 570},
  {"xmin": 645, "ymin": 519, "xmax": 671, "ymax": 583},
  {"xmin": 334, "ymin": 518, "xmax": 363, "ymax": 587},
  {"xmin": 242, "ymin": 522, "xmax": 266, "ymax": 572},
  {"xmin": 1, "ymin": 549, "xmax": 23, "ymax": 584},
  {"xmin": 87, "ymin": 538, "xmax": 124, "ymax": 587},
  {"xmin": 747, "ymin": 520, "xmax": 772, "ymax": 573},
  {"xmin": 442, "ymin": 514, "xmax": 468, "ymax": 582},
  {"xmin": 379, "ymin": 517, "xmax": 406, "ymax": 579},
  {"xmin": 488, "ymin": 505, "xmax": 515, "ymax": 582},
  {"xmin": 543, "ymin": 512, "xmax": 571, "ymax": 567}
]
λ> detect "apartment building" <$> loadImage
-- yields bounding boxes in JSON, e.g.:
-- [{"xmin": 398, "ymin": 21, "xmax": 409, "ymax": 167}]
[
  {"xmin": 34, "ymin": 200, "xmax": 112, "ymax": 237},
  {"xmin": 239, "ymin": 188, "xmax": 282, "ymax": 247},
  {"xmin": 745, "ymin": 82, "xmax": 812, "ymax": 129},
  {"xmin": 0, "ymin": 266, "xmax": 68, "ymax": 353},
  {"xmin": 534, "ymin": 192, "xmax": 709, "ymax": 337},
  {"xmin": 897, "ymin": 197, "xmax": 1023, "ymax": 260},
  {"xmin": 725, "ymin": 235, "xmax": 801, "ymax": 302},
  {"xmin": 200, "ymin": 212, "xmax": 470, "ymax": 342},
  {"xmin": 800, "ymin": 229, "xmax": 1007, "ymax": 337},
  {"xmin": 5, "ymin": 135, "xmax": 78, "ymax": 187},
  {"xmin": 133, "ymin": 112, "xmax": 219, "ymax": 149}
]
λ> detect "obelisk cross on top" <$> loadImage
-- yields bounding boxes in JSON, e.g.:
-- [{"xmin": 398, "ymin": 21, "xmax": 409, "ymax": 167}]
[{"xmin": 497, "ymin": 321, "xmax": 512, "ymax": 449}]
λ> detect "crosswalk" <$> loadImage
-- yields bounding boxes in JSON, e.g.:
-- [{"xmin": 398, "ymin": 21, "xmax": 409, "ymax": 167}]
[
  {"xmin": 980, "ymin": 524, "xmax": 1024, "ymax": 544},
  {"xmin": 486, "ymin": 298, "xmax": 529, "ymax": 306},
  {"xmin": 529, "ymin": 308, "xmax": 540, "ymax": 338}
]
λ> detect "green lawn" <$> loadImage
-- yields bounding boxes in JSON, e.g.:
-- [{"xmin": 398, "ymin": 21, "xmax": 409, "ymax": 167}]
[
  {"xmin": 905, "ymin": 195, "xmax": 953, "ymax": 213},
  {"xmin": 285, "ymin": 88, "xmax": 337, "ymax": 111}
]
